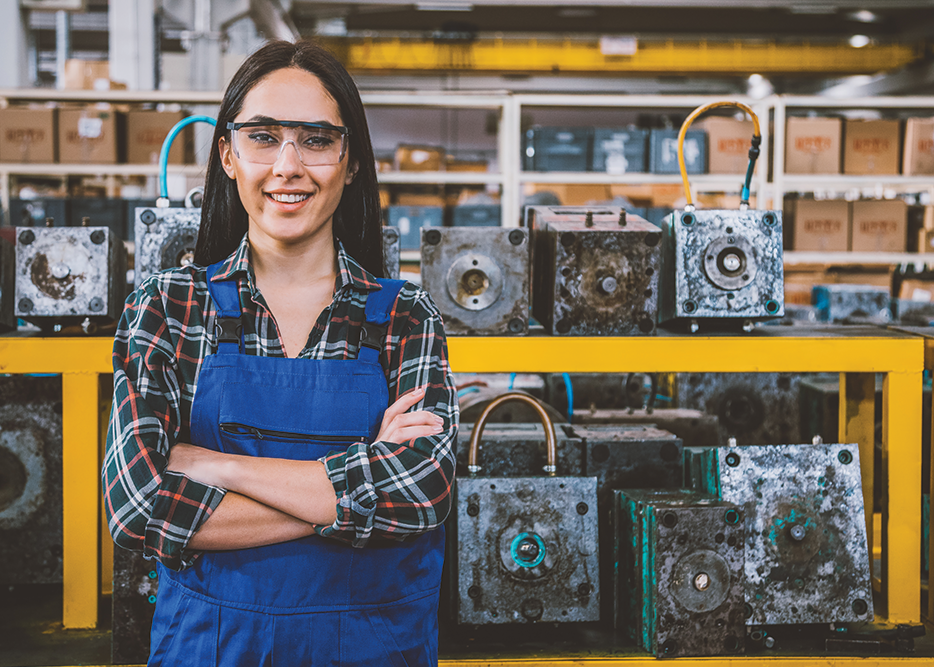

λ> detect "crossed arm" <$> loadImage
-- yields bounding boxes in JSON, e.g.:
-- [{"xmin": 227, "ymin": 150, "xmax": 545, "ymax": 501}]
[{"xmin": 169, "ymin": 387, "xmax": 443, "ymax": 551}]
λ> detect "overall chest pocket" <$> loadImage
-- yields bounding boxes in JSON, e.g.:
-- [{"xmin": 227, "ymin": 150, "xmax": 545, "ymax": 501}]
[{"xmin": 218, "ymin": 422, "xmax": 366, "ymax": 460}]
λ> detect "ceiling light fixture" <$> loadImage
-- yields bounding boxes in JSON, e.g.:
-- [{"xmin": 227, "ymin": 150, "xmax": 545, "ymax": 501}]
[
  {"xmin": 849, "ymin": 34, "xmax": 871, "ymax": 48},
  {"xmin": 848, "ymin": 10, "xmax": 879, "ymax": 23}
]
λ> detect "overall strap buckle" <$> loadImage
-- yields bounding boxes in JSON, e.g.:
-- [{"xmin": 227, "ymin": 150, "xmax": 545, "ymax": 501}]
[
  {"xmin": 215, "ymin": 317, "xmax": 242, "ymax": 345},
  {"xmin": 359, "ymin": 322, "xmax": 387, "ymax": 352}
]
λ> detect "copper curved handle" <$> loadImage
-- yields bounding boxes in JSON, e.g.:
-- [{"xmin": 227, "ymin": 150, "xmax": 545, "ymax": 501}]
[{"xmin": 467, "ymin": 391, "xmax": 558, "ymax": 477}]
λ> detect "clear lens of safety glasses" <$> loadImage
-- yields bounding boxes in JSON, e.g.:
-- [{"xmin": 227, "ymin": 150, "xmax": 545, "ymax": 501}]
[{"xmin": 226, "ymin": 120, "xmax": 350, "ymax": 166}]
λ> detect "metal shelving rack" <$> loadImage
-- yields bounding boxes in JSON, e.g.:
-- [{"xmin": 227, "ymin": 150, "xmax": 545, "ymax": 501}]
[{"xmin": 772, "ymin": 95, "xmax": 934, "ymax": 208}]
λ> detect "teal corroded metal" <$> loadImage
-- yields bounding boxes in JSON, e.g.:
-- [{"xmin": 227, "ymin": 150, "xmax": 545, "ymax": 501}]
[
  {"xmin": 614, "ymin": 489, "xmax": 745, "ymax": 658},
  {"xmin": 692, "ymin": 443, "xmax": 874, "ymax": 626}
]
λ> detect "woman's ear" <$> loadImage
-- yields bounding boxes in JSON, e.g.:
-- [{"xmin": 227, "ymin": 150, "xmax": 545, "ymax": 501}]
[
  {"xmin": 344, "ymin": 159, "xmax": 359, "ymax": 186},
  {"xmin": 219, "ymin": 136, "xmax": 236, "ymax": 180}
]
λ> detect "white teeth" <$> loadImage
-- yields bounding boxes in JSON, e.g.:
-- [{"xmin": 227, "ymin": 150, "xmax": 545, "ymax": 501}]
[{"xmin": 270, "ymin": 193, "xmax": 310, "ymax": 203}]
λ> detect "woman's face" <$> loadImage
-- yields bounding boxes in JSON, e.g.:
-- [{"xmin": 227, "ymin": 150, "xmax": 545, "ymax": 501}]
[{"xmin": 219, "ymin": 67, "xmax": 356, "ymax": 250}]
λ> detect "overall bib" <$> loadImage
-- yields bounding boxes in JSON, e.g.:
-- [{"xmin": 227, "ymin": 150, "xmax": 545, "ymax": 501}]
[{"xmin": 150, "ymin": 264, "xmax": 446, "ymax": 667}]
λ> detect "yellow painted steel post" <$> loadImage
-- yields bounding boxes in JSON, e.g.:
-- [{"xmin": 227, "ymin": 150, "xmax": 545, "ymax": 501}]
[
  {"xmin": 838, "ymin": 372, "xmax": 876, "ymax": 566},
  {"xmin": 62, "ymin": 372, "xmax": 101, "ymax": 629},
  {"xmin": 100, "ymin": 390, "xmax": 114, "ymax": 597},
  {"xmin": 882, "ymin": 370, "xmax": 923, "ymax": 623}
]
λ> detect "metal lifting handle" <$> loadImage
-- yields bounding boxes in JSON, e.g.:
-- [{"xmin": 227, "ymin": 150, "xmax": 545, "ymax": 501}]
[
  {"xmin": 677, "ymin": 101, "xmax": 762, "ymax": 211},
  {"xmin": 467, "ymin": 392, "xmax": 558, "ymax": 477},
  {"xmin": 157, "ymin": 115, "xmax": 217, "ymax": 206}
]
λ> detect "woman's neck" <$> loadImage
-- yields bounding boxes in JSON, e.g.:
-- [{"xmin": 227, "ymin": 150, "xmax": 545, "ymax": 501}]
[{"xmin": 249, "ymin": 226, "xmax": 339, "ymax": 292}]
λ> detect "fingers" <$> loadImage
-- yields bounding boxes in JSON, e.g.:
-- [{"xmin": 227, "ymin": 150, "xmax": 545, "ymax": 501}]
[
  {"xmin": 381, "ymin": 386, "xmax": 428, "ymax": 424},
  {"xmin": 382, "ymin": 424, "xmax": 445, "ymax": 445}
]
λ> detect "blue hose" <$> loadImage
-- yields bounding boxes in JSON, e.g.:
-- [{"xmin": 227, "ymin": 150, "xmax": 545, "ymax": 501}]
[
  {"xmin": 508, "ymin": 372, "xmax": 516, "ymax": 391},
  {"xmin": 159, "ymin": 115, "xmax": 217, "ymax": 200},
  {"xmin": 562, "ymin": 372, "xmax": 574, "ymax": 422}
]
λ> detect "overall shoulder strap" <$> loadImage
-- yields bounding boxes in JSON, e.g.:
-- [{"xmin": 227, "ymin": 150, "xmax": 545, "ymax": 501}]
[
  {"xmin": 358, "ymin": 279, "xmax": 406, "ymax": 363},
  {"xmin": 205, "ymin": 261, "xmax": 243, "ymax": 354}
]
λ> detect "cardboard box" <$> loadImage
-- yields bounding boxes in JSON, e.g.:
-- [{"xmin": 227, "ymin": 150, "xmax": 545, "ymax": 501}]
[
  {"xmin": 903, "ymin": 118, "xmax": 934, "ymax": 175},
  {"xmin": 784, "ymin": 267, "xmax": 828, "ymax": 305},
  {"xmin": 918, "ymin": 228, "xmax": 934, "ymax": 254},
  {"xmin": 63, "ymin": 59, "xmax": 124, "ymax": 90},
  {"xmin": 395, "ymin": 145, "xmax": 445, "ymax": 172},
  {"xmin": 850, "ymin": 199, "xmax": 908, "ymax": 252},
  {"xmin": 58, "ymin": 107, "xmax": 123, "ymax": 164},
  {"xmin": 785, "ymin": 117, "xmax": 841, "ymax": 174},
  {"xmin": 0, "ymin": 107, "xmax": 56, "ymax": 163},
  {"xmin": 699, "ymin": 117, "xmax": 756, "ymax": 174},
  {"xmin": 126, "ymin": 110, "xmax": 188, "ymax": 165},
  {"xmin": 899, "ymin": 278, "xmax": 934, "ymax": 302},
  {"xmin": 793, "ymin": 199, "xmax": 849, "ymax": 251},
  {"xmin": 843, "ymin": 119, "xmax": 900, "ymax": 175},
  {"xmin": 446, "ymin": 158, "xmax": 489, "ymax": 173}
]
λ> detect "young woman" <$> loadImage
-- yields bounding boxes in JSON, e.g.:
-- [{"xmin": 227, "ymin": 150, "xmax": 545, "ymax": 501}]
[{"xmin": 103, "ymin": 40, "xmax": 457, "ymax": 666}]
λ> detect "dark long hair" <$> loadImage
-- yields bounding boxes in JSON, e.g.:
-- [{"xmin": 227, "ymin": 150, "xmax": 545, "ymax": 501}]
[{"xmin": 194, "ymin": 40, "xmax": 384, "ymax": 276}]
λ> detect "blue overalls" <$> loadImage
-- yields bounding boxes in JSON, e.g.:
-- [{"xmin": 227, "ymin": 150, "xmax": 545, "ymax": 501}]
[{"xmin": 149, "ymin": 263, "xmax": 446, "ymax": 666}]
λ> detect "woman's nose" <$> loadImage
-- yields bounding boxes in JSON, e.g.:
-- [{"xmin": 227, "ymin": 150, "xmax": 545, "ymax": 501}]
[{"xmin": 272, "ymin": 139, "xmax": 305, "ymax": 175}]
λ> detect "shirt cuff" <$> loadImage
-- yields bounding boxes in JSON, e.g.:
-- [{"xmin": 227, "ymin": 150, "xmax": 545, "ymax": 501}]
[
  {"xmin": 318, "ymin": 443, "xmax": 379, "ymax": 547},
  {"xmin": 145, "ymin": 471, "xmax": 226, "ymax": 570}
]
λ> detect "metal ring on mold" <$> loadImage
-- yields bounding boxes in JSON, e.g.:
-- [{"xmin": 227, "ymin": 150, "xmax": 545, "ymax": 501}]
[
  {"xmin": 467, "ymin": 392, "xmax": 558, "ymax": 476},
  {"xmin": 702, "ymin": 235, "xmax": 758, "ymax": 291},
  {"xmin": 446, "ymin": 253, "xmax": 504, "ymax": 311}
]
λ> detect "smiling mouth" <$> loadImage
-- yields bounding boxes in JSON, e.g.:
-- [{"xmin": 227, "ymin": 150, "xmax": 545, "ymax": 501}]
[{"xmin": 268, "ymin": 193, "xmax": 310, "ymax": 203}]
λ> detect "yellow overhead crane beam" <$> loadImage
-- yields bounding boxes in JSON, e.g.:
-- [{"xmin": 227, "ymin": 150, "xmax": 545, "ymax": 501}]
[{"xmin": 320, "ymin": 37, "xmax": 920, "ymax": 75}]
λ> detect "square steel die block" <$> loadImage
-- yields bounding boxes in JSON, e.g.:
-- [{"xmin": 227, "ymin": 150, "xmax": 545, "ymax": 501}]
[
  {"xmin": 659, "ymin": 209, "xmax": 784, "ymax": 325},
  {"xmin": 15, "ymin": 226, "xmax": 126, "ymax": 321},
  {"xmin": 812, "ymin": 284, "xmax": 891, "ymax": 323},
  {"xmin": 528, "ymin": 206, "xmax": 661, "ymax": 336},
  {"xmin": 382, "ymin": 226, "xmax": 401, "ymax": 279},
  {"xmin": 455, "ymin": 475, "xmax": 600, "ymax": 624},
  {"xmin": 421, "ymin": 226, "xmax": 530, "ymax": 335},
  {"xmin": 135, "ymin": 207, "xmax": 201, "ymax": 287},
  {"xmin": 614, "ymin": 490, "xmax": 745, "ymax": 658},
  {"xmin": 697, "ymin": 443, "xmax": 874, "ymax": 625}
]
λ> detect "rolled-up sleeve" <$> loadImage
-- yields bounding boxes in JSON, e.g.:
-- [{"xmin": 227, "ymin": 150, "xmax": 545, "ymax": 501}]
[
  {"xmin": 102, "ymin": 280, "xmax": 226, "ymax": 570},
  {"xmin": 318, "ymin": 286, "xmax": 458, "ymax": 546}
]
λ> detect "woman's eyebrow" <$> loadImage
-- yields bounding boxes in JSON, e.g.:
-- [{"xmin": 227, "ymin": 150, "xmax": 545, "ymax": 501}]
[{"xmin": 244, "ymin": 115, "xmax": 335, "ymax": 125}]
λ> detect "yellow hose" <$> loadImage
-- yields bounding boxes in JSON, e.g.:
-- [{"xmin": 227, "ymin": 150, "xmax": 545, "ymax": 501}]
[{"xmin": 677, "ymin": 101, "xmax": 761, "ymax": 208}]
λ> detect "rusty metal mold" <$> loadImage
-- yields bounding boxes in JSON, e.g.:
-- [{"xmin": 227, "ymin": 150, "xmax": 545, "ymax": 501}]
[
  {"xmin": 15, "ymin": 226, "xmax": 127, "ymax": 324},
  {"xmin": 0, "ymin": 236, "xmax": 15, "ymax": 331},
  {"xmin": 0, "ymin": 376, "xmax": 63, "ymax": 585},
  {"xmin": 421, "ymin": 226, "xmax": 530, "ymax": 335},
  {"xmin": 382, "ymin": 226, "xmax": 401, "ymax": 280},
  {"xmin": 528, "ymin": 206, "xmax": 660, "ymax": 336},
  {"xmin": 455, "ymin": 422, "xmax": 582, "ymax": 478},
  {"xmin": 812, "ymin": 284, "xmax": 891, "ymax": 324},
  {"xmin": 112, "ymin": 547, "xmax": 158, "ymax": 665},
  {"xmin": 455, "ymin": 475, "xmax": 600, "ymax": 624},
  {"xmin": 134, "ymin": 206, "xmax": 201, "ymax": 287},
  {"xmin": 659, "ymin": 209, "xmax": 784, "ymax": 329},
  {"xmin": 614, "ymin": 489, "xmax": 745, "ymax": 658},
  {"xmin": 573, "ymin": 408, "xmax": 720, "ymax": 449},
  {"xmin": 696, "ymin": 443, "xmax": 874, "ymax": 626},
  {"xmin": 676, "ymin": 373, "xmax": 801, "ymax": 446}
]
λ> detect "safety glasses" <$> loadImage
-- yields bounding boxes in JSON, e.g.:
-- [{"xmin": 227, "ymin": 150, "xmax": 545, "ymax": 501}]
[{"xmin": 226, "ymin": 120, "xmax": 350, "ymax": 166}]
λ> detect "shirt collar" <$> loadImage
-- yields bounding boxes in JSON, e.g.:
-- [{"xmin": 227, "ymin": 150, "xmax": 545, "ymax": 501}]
[{"xmin": 210, "ymin": 233, "xmax": 383, "ymax": 294}]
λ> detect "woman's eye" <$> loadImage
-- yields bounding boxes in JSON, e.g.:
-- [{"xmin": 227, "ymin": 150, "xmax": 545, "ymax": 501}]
[
  {"xmin": 247, "ymin": 132, "xmax": 277, "ymax": 145},
  {"xmin": 303, "ymin": 134, "xmax": 334, "ymax": 149}
]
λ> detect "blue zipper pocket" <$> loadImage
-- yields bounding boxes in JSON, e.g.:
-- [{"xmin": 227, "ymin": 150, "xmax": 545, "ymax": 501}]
[{"xmin": 220, "ymin": 422, "xmax": 363, "ymax": 444}]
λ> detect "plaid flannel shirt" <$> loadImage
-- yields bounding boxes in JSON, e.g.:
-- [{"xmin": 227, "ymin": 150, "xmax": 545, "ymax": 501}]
[{"xmin": 103, "ymin": 233, "xmax": 458, "ymax": 570}]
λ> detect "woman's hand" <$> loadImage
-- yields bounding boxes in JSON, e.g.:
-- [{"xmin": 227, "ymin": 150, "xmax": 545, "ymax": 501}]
[
  {"xmin": 166, "ymin": 442, "xmax": 231, "ymax": 488},
  {"xmin": 375, "ymin": 387, "xmax": 444, "ymax": 445}
]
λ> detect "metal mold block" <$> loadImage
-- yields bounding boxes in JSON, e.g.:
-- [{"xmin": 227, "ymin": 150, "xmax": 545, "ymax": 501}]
[
  {"xmin": 0, "ymin": 376, "xmax": 63, "ymax": 585},
  {"xmin": 697, "ymin": 443, "xmax": 874, "ymax": 626},
  {"xmin": 382, "ymin": 225, "xmax": 400, "ymax": 279},
  {"xmin": 0, "ymin": 236, "xmax": 15, "ymax": 331},
  {"xmin": 112, "ymin": 547, "xmax": 158, "ymax": 665},
  {"xmin": 573, "ymin": 408, "xmax": 720, "ymax": 449},
  {"xmin": 134, "ymin": 206, "xmax": 201, "ymax": 287},
  {"xmin": 812, "ymin": 284, "xmax": 891, "ymax": 323},
  {"xmin": 421, "ymin": 226, "xmax": 530, "ymax": 335},
  {"xmin": 676, "ymin": 373, "xmax": 801, "ymax": 446},
  {"xmin": 15, "ymin": 225, "xmax": 127, "ymax": 323},
  {"xmin": 455, "ymin": 422, "xmax": 582, "ymax": 478},
  {"xmin": 528, "ymin": 206, "xmax": 661, "ymax": 336},
  {"xmin": 659, "ymin": 209, "xmax": 784, "ymax": 328},
  {"xmin": 615, "ymin": 490, "xmax": 744, "ymax": 658},
  {"xmin": 455, "ymin": 475, "xmax": 599, "ymax": 624}
]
